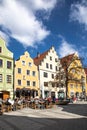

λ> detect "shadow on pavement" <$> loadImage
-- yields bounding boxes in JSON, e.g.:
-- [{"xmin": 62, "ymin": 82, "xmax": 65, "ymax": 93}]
[
  {"xmin": 58, "ymin": 103, "xmax": 87, "ymax": 116},
  {"xmin": 0, "ymin": 114, "xmax": 87, "ymax": 130}
]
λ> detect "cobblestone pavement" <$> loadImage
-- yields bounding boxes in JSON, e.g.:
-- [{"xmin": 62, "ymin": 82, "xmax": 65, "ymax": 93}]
[{"xmin": 0, "ymin": 103, "xmax": 87, "ymax": 130}]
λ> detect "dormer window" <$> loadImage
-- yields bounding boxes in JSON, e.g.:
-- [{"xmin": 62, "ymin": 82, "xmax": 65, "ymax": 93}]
[
  {"xmin": 22, "ymin": 61, "xmax": 25, "ymax": 66},
  {"xmin": 50, "ymin": 56, "xmax": 52, "ymax": 61},
  {"xmin": 29, "ymin": 62, "xmax": 32, "ymax": 67}
]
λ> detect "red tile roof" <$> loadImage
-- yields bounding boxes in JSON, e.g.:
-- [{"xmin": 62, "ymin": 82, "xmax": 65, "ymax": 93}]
[
  {"xmin": 33, "ymin": 50, "xmax": 48, "ymax": 66},
  {"xmin": 84, "ymin": 68, "xmax": 87, "ymax": 76},
  {"xmin": 60, "ymin": 53, "xmax": 75, "ymax": 71}
]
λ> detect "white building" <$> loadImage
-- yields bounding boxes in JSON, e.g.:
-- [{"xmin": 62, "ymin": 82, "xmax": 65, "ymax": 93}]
[{"xmin": 34, "ymin": 46, "xmax": 65, "ymax": 99}]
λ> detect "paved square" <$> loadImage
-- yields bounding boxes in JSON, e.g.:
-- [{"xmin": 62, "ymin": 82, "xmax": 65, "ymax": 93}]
[{"xmin": 0, "ymin": 103, "xmax": 87, "ymax": 130}]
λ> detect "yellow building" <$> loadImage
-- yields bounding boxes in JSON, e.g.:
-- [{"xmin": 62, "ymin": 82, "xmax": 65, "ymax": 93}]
[
  {"xmin": 14, "ymin": 51, "xmax": 39, "ymax": 98},
  {"xmin": 61, "ymin": 53, "xmax": 86, "ymax": 99},
  {"xmin": 84, "ymin": 68, "xmax": 87, "ymax": 97}
]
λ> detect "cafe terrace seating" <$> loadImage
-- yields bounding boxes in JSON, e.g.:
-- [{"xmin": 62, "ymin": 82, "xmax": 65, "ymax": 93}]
[{"xmin": 0, "ymin": 97, "xmax": 55, "ymax": 115}]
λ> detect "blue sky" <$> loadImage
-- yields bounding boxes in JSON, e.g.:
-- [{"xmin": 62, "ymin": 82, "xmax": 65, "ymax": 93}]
[{"xmin": 0, "ymin": 0, "xmax": 87, "ymax": 66}]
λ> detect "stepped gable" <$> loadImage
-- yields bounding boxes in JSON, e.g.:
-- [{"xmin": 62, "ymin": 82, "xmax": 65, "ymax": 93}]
[
  {"xmin": 60, "ymin": 53, "xmax": 75, "ymax": 71},
  {"xmin": 33, "ymin": 50, "xmax": 49, "ymax": 66}
]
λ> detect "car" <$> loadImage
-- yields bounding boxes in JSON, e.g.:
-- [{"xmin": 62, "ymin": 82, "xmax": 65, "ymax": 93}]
[{"xmin": 56, "ymin": 99, "xmax": 70, "ymax": 105}]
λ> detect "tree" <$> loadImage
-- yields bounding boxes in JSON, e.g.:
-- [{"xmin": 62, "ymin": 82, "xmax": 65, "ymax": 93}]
[{"xmin": 55, "ymin": 65, "xmax": 66, "ymax": 99}]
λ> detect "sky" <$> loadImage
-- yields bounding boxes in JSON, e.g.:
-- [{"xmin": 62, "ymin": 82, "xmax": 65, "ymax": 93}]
[{"xmin": 0, "ymin": 0, "xmax": 87, "ymax": 66}]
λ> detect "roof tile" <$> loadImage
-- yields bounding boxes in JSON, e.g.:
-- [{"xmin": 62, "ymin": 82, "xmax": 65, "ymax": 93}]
[{"xmin": 33, "ymin": 51, "xmax": 48, "ymax": 66}]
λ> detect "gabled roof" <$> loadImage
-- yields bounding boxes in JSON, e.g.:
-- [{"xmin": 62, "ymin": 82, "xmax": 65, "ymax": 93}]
[
  {"xmin": 84, "ymin": 68, "xmax": 87, "ymax": 76},
  {"xmin": 33, "ymin": 50, "xmax": 48, "ymax": 66},
  {"xmin": 60, "ymin": 53, "xmax": 75, "ymax": 71}
]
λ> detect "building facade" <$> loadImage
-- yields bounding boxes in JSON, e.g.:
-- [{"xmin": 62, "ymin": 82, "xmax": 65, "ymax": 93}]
[
  {"xmin": 14, "ymin": 51, "xmax": 39, "ymax": 98},
  {"xmin": 61, "ymin": 53, "xmax": 86, "ymax": 99},
  {"xmin": 0, "ymin": 37, "xmax": 14, "ymax": 99},
  {"xmin": 84, "ymin": 68, "xmax": 87, "ymax": 98},
  {"xmin": 34, "ymin": 46, "xmax": 62, "ymax": 99}
]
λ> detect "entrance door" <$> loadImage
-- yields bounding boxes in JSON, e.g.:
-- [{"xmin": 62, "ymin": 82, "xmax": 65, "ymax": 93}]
[
  {"xmin": 58, "ymin": 92, "xmax": 64, "ymax": 100},
  {"xmin": 0, "ymin": 93, "xmax": 3, "ymax": 99},
  {"xmin": 51, "ymin": 92, "xmax": 55, "ymax": 102}
]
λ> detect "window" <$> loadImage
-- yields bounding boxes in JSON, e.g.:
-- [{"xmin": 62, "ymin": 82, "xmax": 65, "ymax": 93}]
[
  {"xmin": 61, "ymin": 75, "xmax": 63, "ymax": 80},
  {"xmin": 32, "ymin": 71, "xmax": 36, "ymax": 76},
  {"xmin": 27, "ymin": 81, "xmax": 30, "ymax": 86},
  {"xmin": 72, "ymin": 69, "xmax": 75, "ymax": 73},
  {"xmin": 0, "ymin": 47, "xmax": 2, "ymax": 53},
  {"xmin": 18, "ymin": 68, "xmax": 21, "ymax": 73},
  {"xmin": 44, "ymin": 82, "xmax": 48, "ymax": 86},
  {"xmin": 56, "ymin": 83, "xmax": 59, "ymax": 87},
  {"xmin": 55, "ymin": 66, "xmax": 57, "ymax": 71},
  {"xmin": 50, "ymin": 56, "xmax": 52, "ymax": 60},
  {"xmin": 55, "ymin": 58, "xmax": 58, "ymax": 62},
  {"xmin": 22, "ymin": 61, "xmax": 25, "ymax": 66},
  {"xmin": 29, "ymin": 62, "xmax": 32, "ymax": 67},
  {"xmin": 76, "ymin": 85, "xmax": 78, "ymax": 89},
  {"xmin": 52, "ymin": 74, "xmax": 54, "ymax": 79},
  {"xmin": 18, "ymin": 80, "xmax": 21, "ymax": 85},
  {"xmin": 70, "ymin": 92, "xmax": 74, "ymax": 97},
  {"xmin": 59, "ymin": 67, "xmax": 61, "ymax": 71},
  {"xmin": 0, "ymin": 74, "xmax": 2, "ymax": 82},
  {"xmin": 7, "ymin": 75, "xmax": 11, "ymax": 83},
  {"xmin": 0, "ymin": 59, "xmax": 3, "ymax": 67},
  {"xmin": 7, "ymin": 61, "xmax": 12, "ymax": 69},
  {"xmin": 43, "ymin": 72, "xmax": 48, "ymax": 78},
  {"xmin": 50, "ymin": 64, "xmax": 52, "ymax": 69},
  {"xmin": 56, "ymin": 75, "xmax": 59, "ymax": 80},
  {"xmin": 46, "ymin": 63, "xmax": 49, "ymax": 68},
  {"xmin": 27, "ymin": 70, "xmax": 30, "ymax": 75},
  {"xmin": 33, "ymin": 81, "xmax": 36, "ymax": 86},
  {"xmin": 52, "ymin": 83, "xmax": 55, "ymax": 87},
  {"xmin": 70, "ymin": 84, "xmax": 73, "ymax": 88}
]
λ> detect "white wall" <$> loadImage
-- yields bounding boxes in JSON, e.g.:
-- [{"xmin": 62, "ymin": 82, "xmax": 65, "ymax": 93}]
[{"xmin": 38, "ymin": 47, "xmax": 60, "ymax": 98}]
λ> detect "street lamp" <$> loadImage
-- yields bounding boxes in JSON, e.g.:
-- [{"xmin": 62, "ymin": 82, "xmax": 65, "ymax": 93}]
[
  {"xmin": 81, "ymin": 76, "xmax": 86, "ymax": 98},
  {"xmin": 48, "ymin": 81, "xmax": 52, "ymax": 97}
]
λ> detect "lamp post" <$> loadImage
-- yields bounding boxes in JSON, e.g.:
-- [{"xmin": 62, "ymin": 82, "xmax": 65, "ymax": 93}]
[
  {"xmin": 48, "ymin": 81, "xmax": 52, "ymax": 97},
  {"xmin": 81, "ymin": 76, "xmax": 86, "ymax": 99}
]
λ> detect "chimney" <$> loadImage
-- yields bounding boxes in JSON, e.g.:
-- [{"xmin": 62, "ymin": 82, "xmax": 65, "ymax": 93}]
[{"xmin": 37, "ymin": 52, "xmax": 40, "ymax": 58}]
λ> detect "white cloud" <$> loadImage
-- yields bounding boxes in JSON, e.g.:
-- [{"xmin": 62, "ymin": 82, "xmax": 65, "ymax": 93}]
[
  {"xmin": 19, "ymin": 0, "xmax": 57, "ymax": 12},
  {"xmin": 0, "ymin": 0, "xmax": 57, "ymax": 47},
  {"xmin": 70, "ymin": 0, "xmax": 87, "ymax": 30},
  {"xmin": 58, "ymin": 35, "xmax": 77, "ymax": 57}
]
